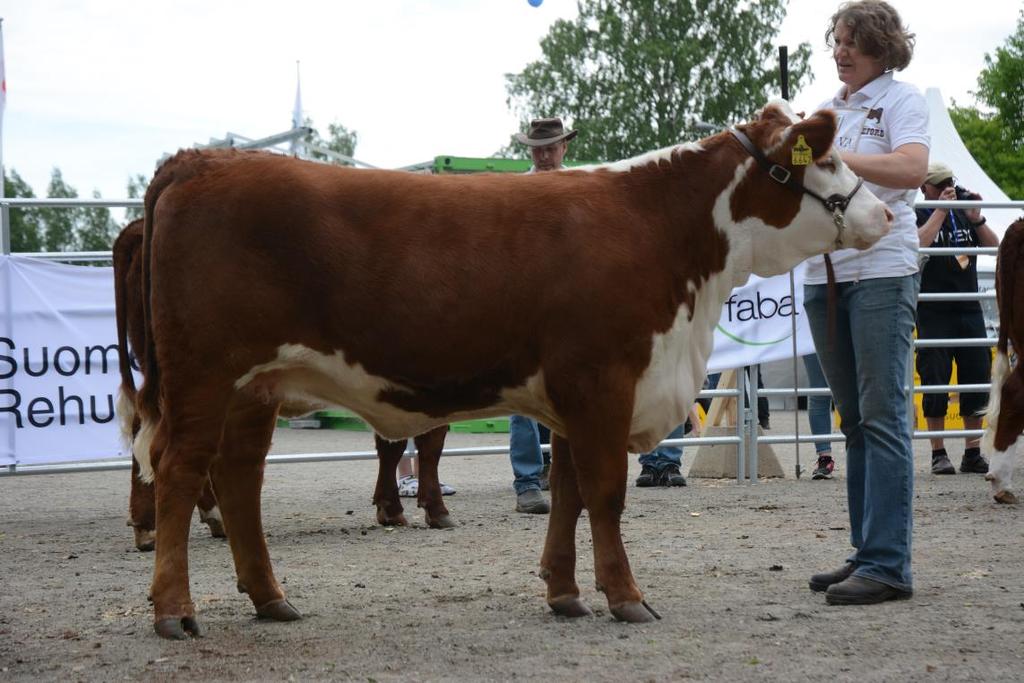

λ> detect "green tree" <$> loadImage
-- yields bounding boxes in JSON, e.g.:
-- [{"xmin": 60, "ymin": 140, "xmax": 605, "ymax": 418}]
[
  {"xmin": 77, "ymin": 190, "xmax": 119, "ymax": 251},
  {"xmin": 949, "ymin": 10, "xmax": 1024, "ymax": 200},
  {"xmin": 3, "ymin": 169, "xmax": 44, "ymax": 252},
  {"xmin": 975, "ymin": 9, "xmax": 1024, "ymax": 149},
  {"xmin": 949, "ymin": 104, "xmax": 1024, "ymax": 201},
  {"xmin": 504, "ymin": 0, "xmax": 812, "ymax": 162},
  {"xmin": 40, "ymin": 168, "xmax": 80, "ymax": 252},
  {"xmin": 302, "ymin": 117, "xmax": 359, "ymax": 164},
  {"xmin": 125, "ymin": 173, "xmax": 148, "ymax": 222}
]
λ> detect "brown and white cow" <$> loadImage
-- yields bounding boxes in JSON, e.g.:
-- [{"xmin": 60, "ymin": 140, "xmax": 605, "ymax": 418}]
[
  {"xmin": 982, "ymin": 217, "xmax": 1024, "ymax": 504},
  {"xmin": 114, "ymin": 222, "xmax": 454, "ymax": 550},
  {"xmin": 133, "ymin": 100, "xmax": 891, "ymax": 639}
]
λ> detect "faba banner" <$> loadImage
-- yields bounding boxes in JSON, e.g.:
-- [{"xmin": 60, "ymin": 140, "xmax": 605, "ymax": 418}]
[
  {"xmin": 1, "ymin": 256, "xmax": 126, "ymax": 466},
  {"xmin": 707, "ymin": 262, "xmax": 814, "ymax": 374},
  {"xmin": 0, "ymin": 255, "xmax": 813, "ymax": 466}
]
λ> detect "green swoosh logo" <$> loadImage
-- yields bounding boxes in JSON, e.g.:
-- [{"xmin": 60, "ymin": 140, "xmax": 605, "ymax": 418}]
[{"xmin": 716, "ymin": 324, "xmax": 793, "ymax": 346}]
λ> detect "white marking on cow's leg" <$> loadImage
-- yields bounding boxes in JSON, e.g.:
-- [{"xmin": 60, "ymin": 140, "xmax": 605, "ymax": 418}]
[
  {"xmin": 133, "ymin": 527, "xmax": 156, "ymax": 552},
  {"xmin": 982, "ymin": 351, "xmax": 1010, "ymax": 454},
  {"xmin": 985, "ymin": 441, "xmax": 1019, "ymax": 504},
  {"xmin": 134, "ymin": 420, "xmax": 157, "ymax": 484},
  {"xmin": 198, "ymin": 505, "xmax": 227, "ymax": 538},
  {"xmin": 116, "ymin": 389, "xmax": 136, "ymax": 451}
]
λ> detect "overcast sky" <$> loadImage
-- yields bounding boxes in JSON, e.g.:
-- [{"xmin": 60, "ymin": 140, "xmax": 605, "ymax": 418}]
[{"xmin": 1, "ymin": 0, "xmax": 1020, "ymax": 201}]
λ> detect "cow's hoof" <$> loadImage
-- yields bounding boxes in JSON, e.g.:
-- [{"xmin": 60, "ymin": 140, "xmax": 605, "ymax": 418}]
[
  {"xmin": 610, "ymin": 600, "xmax": 661, "ymax": 623},
  {"xmin": 256, "ymin": 599, "xmax": 302, "ymax": 622},
  {"xmin": 154, "ymin": 616, "xmax": 202, "ymax": 640},
  {"xmin": 426, "ymin": 512, "xmax": 456, "ymax": 529},
  {"xmin": 133, "ymin": 528, "xmax": 156, "ymax": 552},
  {"xmin": 376, "ymin": 509, "xmax": 408, "ymax": 527},
  {"xmin": 199, "ymin": 508, "xmax": 227, "ymax": 538},
  {"xmin": 548, "ymin": 595, "xmax": 593, "ymax": 618},
  {"xmin": 203, "ymin": 517, "xmax": 227, "ymax": 539},
  {"xmin": 994, "ymin": 490, "xmax": 1019, "ymax": 505}
]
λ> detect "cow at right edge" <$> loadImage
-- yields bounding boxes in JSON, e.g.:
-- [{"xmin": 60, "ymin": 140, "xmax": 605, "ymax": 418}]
[{"xmin": 982, "ymin": 217, "xmax": 1024, "ymax": 504}]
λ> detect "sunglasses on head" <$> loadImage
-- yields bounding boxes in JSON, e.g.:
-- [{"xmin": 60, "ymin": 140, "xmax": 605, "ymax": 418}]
[{"xmin": 931, "ymin": 178, "xmax": 954, "ymax": 190}]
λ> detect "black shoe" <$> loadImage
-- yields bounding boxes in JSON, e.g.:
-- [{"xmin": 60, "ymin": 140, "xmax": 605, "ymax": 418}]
[
  {"xmin": 811, "ymin": 456, "xmax": 835, "ymax": 480},
  {"xmin": 659, "ymin": 464, "xmax": 687, "ymax": 487},
  {"xmin": 636, "ymin": 465, "xmax": 660, "ymax": 487},
  {"xmin": 539, "ymin": 462, "xmax": 551, "ymax": 491},
  {"xmin": 515, "ymin": 489, "xmax": 550, "ymax": 514},
  {"xmin": 825, "ymin": 575, "xmax": 912, "ymax": 605},
  {"xmin": 960, "ymin": 452, "xmax": 989, "ymax": 474},
  {"xmin": 931, "ymin": 450, "xmax": 955, "ymax": 475},
  {"xmin": 759, "ymin": 418, "xmax": 771, "ymax": 430},
  {"xmin": 809, "ymin": 562, "xmax": 855, "ymax": 592}
]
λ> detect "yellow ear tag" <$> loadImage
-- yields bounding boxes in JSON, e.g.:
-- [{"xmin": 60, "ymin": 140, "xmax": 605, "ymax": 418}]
[{"xmin": 791, "ymin": 135, "xmax": 813, "ymax": 166}]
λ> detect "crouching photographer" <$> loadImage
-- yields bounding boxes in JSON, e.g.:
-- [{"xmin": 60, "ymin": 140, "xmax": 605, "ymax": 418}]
[{"xmin": 916, "ymin": 161, "xmax": 1000, "ymax": 476}]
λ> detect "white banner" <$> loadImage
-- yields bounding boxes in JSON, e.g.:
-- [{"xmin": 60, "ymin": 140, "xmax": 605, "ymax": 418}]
[
  {"xmin": 1, "ymin": 256, "xmax": 126, "ymax": 466},
  {"xmin": 707, "ymin": 262, "xmax": 814, "ymax": 374},
  {"xmin": 0, "ymin": 255, "xmax": 813, "ymax": 466}
]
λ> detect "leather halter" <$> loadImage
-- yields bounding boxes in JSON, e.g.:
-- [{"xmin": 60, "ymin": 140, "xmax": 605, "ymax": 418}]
[{"xmin": 729, "ymin": 128, "xmax": 864, "ymax": 249}]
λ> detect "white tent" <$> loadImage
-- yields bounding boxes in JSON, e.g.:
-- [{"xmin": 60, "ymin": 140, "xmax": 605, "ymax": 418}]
[{"xmin": 919, "ymin": 88, "xmax": 1020, "ymax": 271}]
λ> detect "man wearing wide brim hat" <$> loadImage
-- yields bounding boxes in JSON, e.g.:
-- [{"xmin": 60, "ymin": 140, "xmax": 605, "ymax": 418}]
[
  {"xmin": 506, "ymin": 116, "xmax": 577, "ymax": 515},
  {"xmin": 503, "ymin": 117, "xmax": 577, "ymax": 516},
  {"xmin": 515, "ymin": 117, "xmax": 577, "ymax": 172}
]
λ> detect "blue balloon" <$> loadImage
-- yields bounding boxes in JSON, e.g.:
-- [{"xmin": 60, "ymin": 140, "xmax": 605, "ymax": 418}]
[{"xmin": 528, "ymin": 0, "xmax": 543, "ymax": 6}]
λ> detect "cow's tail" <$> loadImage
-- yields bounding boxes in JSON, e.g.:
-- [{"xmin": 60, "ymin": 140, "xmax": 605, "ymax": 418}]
[
  {"xmin": 112, "ymin": 226, "xmax": 140, "ymax": 454},
  {"xmin": 133, "ymin": 160, "xmax": 180, "ymax": 484},
  {"xmin": 983, "ymin": 218, "xmax": 1024, "ymax": 453}
]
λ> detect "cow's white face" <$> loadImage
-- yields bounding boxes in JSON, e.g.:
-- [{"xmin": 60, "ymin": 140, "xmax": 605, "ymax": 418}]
[
  {"xmin": 802, "ymin": 149, "xmax": 891, "ymax": 251},
  {"xmin": 744, "ymin": 101, "xmax": 891, "ymax": 277}
]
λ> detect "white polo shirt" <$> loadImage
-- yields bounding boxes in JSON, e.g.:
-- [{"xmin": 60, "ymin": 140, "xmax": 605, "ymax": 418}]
[{"xmin": 803, "ymin": 72, "xmax": 930, "ymax": 285}]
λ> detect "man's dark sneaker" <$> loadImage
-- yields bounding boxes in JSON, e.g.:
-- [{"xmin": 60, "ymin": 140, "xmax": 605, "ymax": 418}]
[
  {"xmin": 660, "ymin": 464, "xmax": 687, "ymax": 487},
  {"xmin": 825, "ymin": 575, "xmax": 912, "ymax": 605},
  {"xmin": 515, "ymin": 489, "xmax": 550, "ymax": 514},
  {"xmin": 636, "ymin": 465, "xmax": 660, "ymax": 487},
  {"xmin": 809, "ymin": 562, "xmax": 856, "ymax": 592},
  {"xmin": 960, "ymin": 451, "xmax": 990, "ymax": 474},
  {"xmin": 811, "ymin": 455, "xmax": 835, "ymax": 480},
  {"xmin": 931, "ymin": 449, "xmax": 956, "ymax": 475},
  {"xmin": 539, "ymin": 462, "xmax": 551, "ymax": 491}
]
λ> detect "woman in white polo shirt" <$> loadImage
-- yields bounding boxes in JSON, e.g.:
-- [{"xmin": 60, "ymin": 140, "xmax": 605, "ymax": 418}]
[{"xmin": 802, "ymin": 0, "xmax": 929, "ymax": 606}]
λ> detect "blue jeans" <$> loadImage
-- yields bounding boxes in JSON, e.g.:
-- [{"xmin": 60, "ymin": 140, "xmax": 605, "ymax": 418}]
[
  {"xmin": 509, "ymin": 415, "xmax": 544, "ymax": 494},
  {"xmin": 803, "ymin": 276, "xmax": 916, "ymax": 592},
  {"xmin": 638, "ymin": 424, "xmax": 686, "ymax": 469},
  {"xmin": 802, "ymin": 353, "xmax": 833, "ymax": 455}
]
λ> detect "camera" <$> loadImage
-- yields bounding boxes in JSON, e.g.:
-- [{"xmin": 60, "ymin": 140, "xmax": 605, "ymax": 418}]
[{"xmin": 954, "ymin": 185, "xmax": 978, "ymax": 201}]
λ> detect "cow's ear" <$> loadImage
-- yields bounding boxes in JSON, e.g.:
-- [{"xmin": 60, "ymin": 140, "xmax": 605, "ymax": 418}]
[
  {"xmin": 783, "ymin": 110, "xmax": 837, "ymax": 162},
  {"xmin": 758, "ymin": 102, "xmax": 794, "ymax": 128}
]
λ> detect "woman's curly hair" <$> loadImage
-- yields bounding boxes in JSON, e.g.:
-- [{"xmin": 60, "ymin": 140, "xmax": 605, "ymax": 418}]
[{"xmin": 826, "ymin": 1, "xmax": 915, "ymax": 72}]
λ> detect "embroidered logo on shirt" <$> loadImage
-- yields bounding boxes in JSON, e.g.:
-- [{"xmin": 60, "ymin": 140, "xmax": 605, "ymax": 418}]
[{"xmin": 861, "ymin": 107, "xmax": 885, "ymax": 138}]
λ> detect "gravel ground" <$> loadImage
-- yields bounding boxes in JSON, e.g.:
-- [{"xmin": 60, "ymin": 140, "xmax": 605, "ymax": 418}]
[{"xmin": 1, "ymin": 410, "xmax": 1023, "ymax": 682}]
